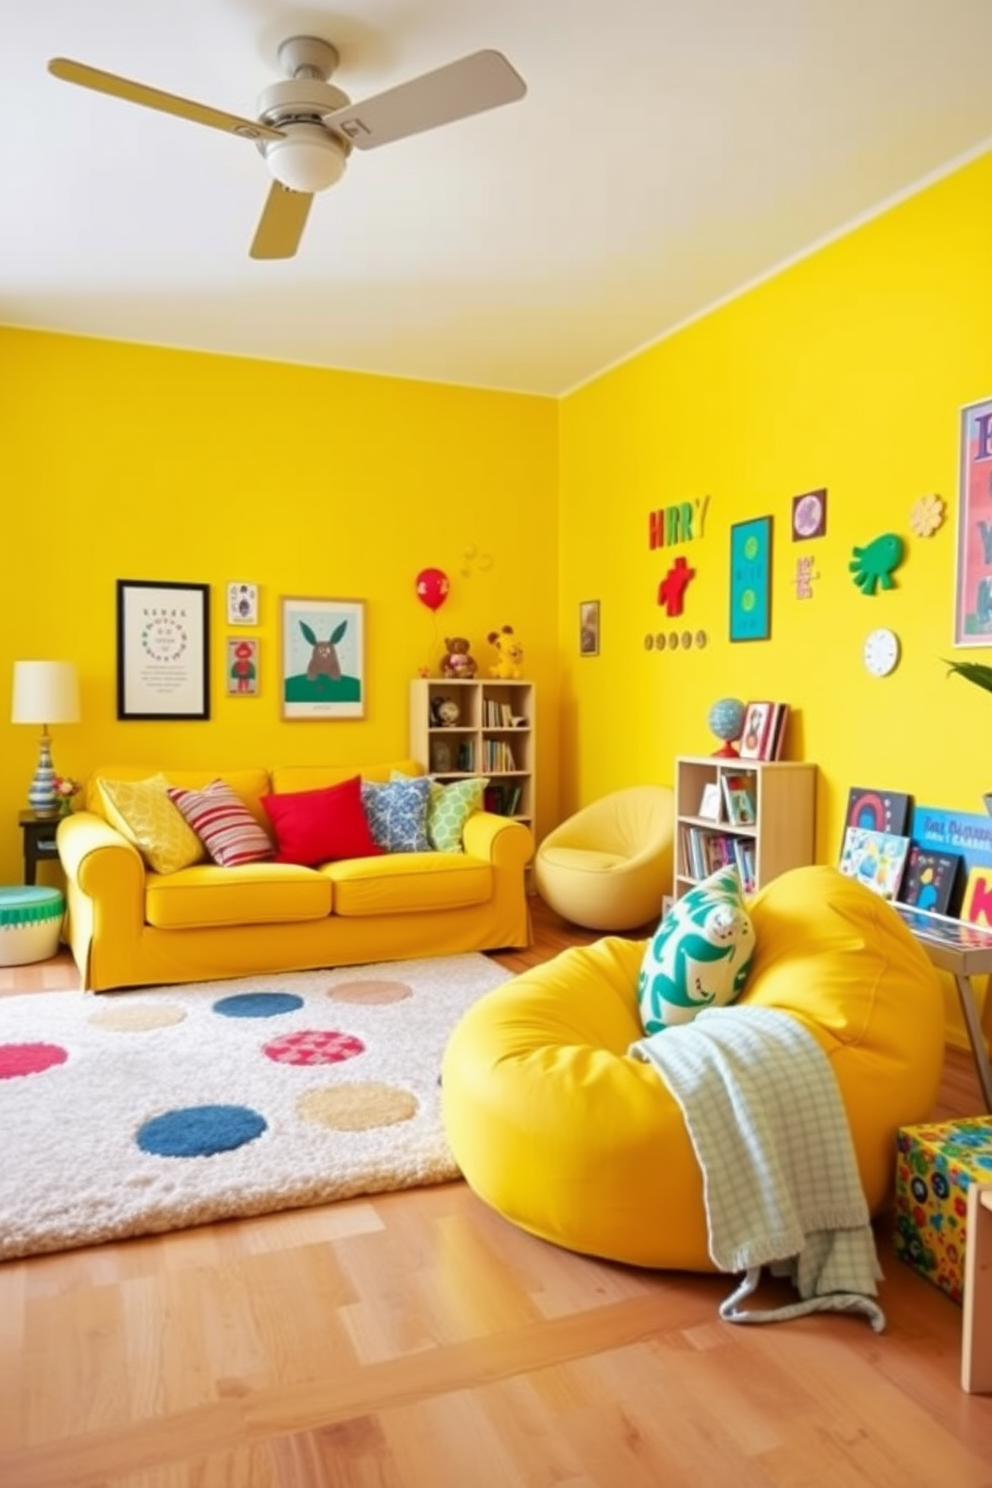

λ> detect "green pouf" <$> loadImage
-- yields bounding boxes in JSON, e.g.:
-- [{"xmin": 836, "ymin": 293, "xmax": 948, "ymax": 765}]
[{"xmin": 0, "ymin": 886, "xmax": 65, "ymax": 967}]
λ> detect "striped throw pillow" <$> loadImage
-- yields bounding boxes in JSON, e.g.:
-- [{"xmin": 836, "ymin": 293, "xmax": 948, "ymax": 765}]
[{"xmin": 167, "ymin": 780, "xmax": 274, "ymax": 867}]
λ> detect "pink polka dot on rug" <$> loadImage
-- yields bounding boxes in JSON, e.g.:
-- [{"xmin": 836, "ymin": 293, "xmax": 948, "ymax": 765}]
[
  {"xmin": 328, "ymin": 979, "xmax": 412, "ymax": 1006},
  {"xmin": 0, "ymin": 1042, "xmax": 69, "ymax": 1079},
  {"xmin": 263, "ymin": 1029, "xmax": 365, "ymax": 1066}
]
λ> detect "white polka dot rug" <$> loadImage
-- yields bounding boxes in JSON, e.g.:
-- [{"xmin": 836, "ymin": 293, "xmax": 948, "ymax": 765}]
[{"xmin": 0, "ymin": 953, "xmax": 511, "ymax": 1260}]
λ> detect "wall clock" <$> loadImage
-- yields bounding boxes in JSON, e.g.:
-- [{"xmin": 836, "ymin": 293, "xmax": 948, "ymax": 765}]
[{"xmin": 863, "ymin": 627, "xmax": 900, "ymax": 677}]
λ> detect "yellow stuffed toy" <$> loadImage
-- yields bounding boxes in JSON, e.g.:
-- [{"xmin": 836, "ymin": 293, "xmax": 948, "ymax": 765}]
[{"xmin": 487, "ymin": 625, "xmax": 524, "ymax": 678}]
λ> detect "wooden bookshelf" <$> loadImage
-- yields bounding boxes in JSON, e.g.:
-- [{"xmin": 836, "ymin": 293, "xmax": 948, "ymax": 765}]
[
  {"xmin": 409, "ymin": 678, "xmax": 535, "ymax": 827},
  {"xmin": 674, "ymin": 754, "xmax": 816, "ymax": 899}
]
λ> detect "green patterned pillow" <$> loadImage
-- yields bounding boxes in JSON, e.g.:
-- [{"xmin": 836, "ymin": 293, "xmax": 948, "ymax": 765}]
[
  {"xmin": 427, "ymin": 776, "xmax": 489, "ymax": 853},
  {"xmin": 637, "ymin": 864, "xmax": 756, "ymax": 1034}
]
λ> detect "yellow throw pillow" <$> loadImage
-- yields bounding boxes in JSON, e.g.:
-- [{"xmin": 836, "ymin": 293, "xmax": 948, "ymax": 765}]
[{"xmin": 97, "ymin": 774, "xmax": 205, "ymax": 875}]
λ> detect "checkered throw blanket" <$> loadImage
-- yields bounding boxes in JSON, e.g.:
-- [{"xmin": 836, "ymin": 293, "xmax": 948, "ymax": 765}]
[{"xmin": 630, "ymin": 1004, "xmax": 885, "ymax": 1331}]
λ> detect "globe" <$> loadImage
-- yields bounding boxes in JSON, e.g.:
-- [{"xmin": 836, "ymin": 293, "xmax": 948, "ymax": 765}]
[{"xmin": 708, "ymin": 697, "xmax": 746, "ymax": 757}]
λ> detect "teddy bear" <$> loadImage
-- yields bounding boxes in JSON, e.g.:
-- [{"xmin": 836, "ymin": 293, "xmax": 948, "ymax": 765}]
[
  {"xmin": 487, "ymin": 624, "xmax": 524, "ymax": 679},
  {"xmin": 440, "ymin": 636, "xmax": 478, "ymax": 679}
]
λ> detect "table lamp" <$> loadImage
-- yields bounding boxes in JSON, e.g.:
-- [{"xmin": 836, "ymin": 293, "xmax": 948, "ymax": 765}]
[{"xmin": 11, "ymin": 660, "xmax": 81, "ymax": 816}]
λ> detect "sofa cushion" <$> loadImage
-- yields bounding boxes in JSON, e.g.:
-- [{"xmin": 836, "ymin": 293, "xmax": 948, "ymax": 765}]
[
  {"xmin": 361, "ymin": 775, "xmax": 433, "ymax": 853},
  {"xmin": 145, "ymin": 862, "xmax": 332, "ymax": 930},
  {"xmin": 326, "ymin": 852, "xmax": 492, "ymax": 916},
  {"xmin": 97, "ymin": 774, "xmax": 206, "ymax": 875},
  {"xmin": 167, "ymin": 779, "xmax": 275, "ymax": 867},
  {"xmin": 260, "ymin": 776, "xmax": 383, "ymax": 866}
]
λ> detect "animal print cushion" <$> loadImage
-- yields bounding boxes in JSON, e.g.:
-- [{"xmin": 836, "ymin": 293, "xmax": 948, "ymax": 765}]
[
  {"xmin": 361, "ymin": 774, "xmax": 433, "ymax": 853},
  {"xmin": 637, "ymin": 865, "xmax": 756, "ymax": 1034}
]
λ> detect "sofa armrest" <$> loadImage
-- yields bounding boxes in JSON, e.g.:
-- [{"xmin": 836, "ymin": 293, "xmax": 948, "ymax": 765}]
[
  {"xmin": 57, "ymin": 812, "xmax": 147, "ymax": 989},
  {"xmin": 462, "ymin": 811, "xmax": 534, "ymax": 869}
]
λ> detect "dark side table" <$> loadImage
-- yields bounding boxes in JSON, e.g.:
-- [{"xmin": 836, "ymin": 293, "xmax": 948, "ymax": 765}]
[{"xmin": 18, "ymin": 810, "xmax": 62, "ymax": 886}]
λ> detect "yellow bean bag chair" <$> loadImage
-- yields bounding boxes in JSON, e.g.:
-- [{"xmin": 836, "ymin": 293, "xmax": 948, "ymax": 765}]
[
  {"xmin": 533, "ymin": 785, "xmax": 675, "ymax": 931},
  {"xmin": 442, "ymin": 865, "xmax": 945, "ymax": 1269}
]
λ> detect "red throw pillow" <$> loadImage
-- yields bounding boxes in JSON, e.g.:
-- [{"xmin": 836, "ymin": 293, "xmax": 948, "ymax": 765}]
[{"xmin": 260, "ymin": 776, "xmax": 383, "ymax": 867}]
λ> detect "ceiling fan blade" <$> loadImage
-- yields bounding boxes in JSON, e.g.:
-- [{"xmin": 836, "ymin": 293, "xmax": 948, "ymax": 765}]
[
  {"xmin": 323, "ymin": 49, "xmax": 526, "ymax": 151},
  {"xmin": 250, "ymin": 182, "xmax": 313, "ymax": 260},
  {"xmin": 48, "ymin": 57, "xmax": 284, "ymax": 141}
]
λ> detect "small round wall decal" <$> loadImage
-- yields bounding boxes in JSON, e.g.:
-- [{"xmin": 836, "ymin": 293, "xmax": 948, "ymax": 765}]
[
  {"xmin": 668, "ymin": 631, "xmax": 680, "ymax": 649},
  {"xmin": 655, "ymin": 632, "xmax": 667, "ymax": 650},
  {"xmin": 0, "ymin": 1042, "xmax": 68, "ymax": 1080},
  {"xmin": 263, "ymin": 1029, "xmax": 365, "ymax": 1066},
  {"xmin": 213, "ymin": 992, "xmax": 305, "ymax": 1019},
  {"xmin": 695, "ymin": 630, "xmax": 708, "ymax": 648},
  {"xmin": 681, "ymin": 629, "xmax": 692, "ymax": 648},
  {"xmin": 328, "ymin": 980, "xmax": 412, "ymax": 1005},
  {"xmin": 644, "ymin": 634, "xmax": 654, "ymax": 650},
  {"xmin": 136, "ymin": 1104, "xmax": 267, "ymax": 1158},
  {"xmin": 298, "ymin": 1083, "xmax": 418, "ymax": 1131}
]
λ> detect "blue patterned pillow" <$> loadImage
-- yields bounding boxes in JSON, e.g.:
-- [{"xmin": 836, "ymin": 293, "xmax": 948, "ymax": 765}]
[{"xmin": 361, "ymin": 775, "xmax": 432, "ymax": 853}]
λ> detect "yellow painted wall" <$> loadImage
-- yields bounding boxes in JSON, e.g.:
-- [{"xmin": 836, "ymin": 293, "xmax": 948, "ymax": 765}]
[
  {"xmin": 0, "ymin": 330, "xmax": 559, "ymax": 886},
  {"xmin": 558, "ymin": 148, "xmax": 992, "ymax": 1043}
]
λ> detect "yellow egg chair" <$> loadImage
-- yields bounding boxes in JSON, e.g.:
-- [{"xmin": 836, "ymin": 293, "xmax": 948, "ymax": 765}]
[
  {"xmin": 533, "ymin": 785, "xmax": 675, "ymax": 931},
  {"xmin": 442, "ymin": 866, "xmax": 945, "ymax": 1270}
]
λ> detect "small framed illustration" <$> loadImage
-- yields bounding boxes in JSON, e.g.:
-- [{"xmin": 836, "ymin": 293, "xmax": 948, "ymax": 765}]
[
  {"xmin": 579, "ymin": 600, "xmax": 600, "ymax": 656},
  {"xmin": 280, "ymin": 596, "xmax": 365, "ymax": 720},
  {"xmin": 116, "ymin": 579, "xmax": 210, "ymax": 721},
  {"xmin": 227, "ymin": 582, "xmax": 259, "ymax": 626},
  {"xmin": 791, "ymin": 489, "xmax": 827, "ymax": 541},
  {"xmin": 730, "ymin": 516, "xmax": 773, "ymax": 642},
  {"xmin": 738, "ymin": 700, "xmax": 774, "ymax": 760},
  {"xmin": 226, "ymin": 637, "xmax": 259, "ymax": 696}
]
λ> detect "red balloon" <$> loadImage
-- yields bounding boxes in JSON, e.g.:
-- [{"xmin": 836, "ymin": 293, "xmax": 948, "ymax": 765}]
[{"xmin": 415, "ymin": 567, "xmax": 449, "ymax": 612}]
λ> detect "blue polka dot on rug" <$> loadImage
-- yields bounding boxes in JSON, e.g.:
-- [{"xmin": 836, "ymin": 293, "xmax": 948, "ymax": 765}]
[
  {"xmin": 212, "ymin": 991, "xmax": 305, "ymax": 1018},
  {"xmin": 136, "ymin": 1103, "xmax": 267, "ymax": 1158}
]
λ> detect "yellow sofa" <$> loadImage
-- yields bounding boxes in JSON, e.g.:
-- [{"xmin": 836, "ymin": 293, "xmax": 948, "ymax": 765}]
[{"xmin": 57, "ymin": 761, "xmax": 533, "ymax": 993}]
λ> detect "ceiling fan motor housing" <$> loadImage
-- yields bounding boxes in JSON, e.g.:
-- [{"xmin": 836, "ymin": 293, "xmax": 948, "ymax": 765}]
[{"xmin": 257, "ymin": 77, "xmax": 352, "ymax": 193}]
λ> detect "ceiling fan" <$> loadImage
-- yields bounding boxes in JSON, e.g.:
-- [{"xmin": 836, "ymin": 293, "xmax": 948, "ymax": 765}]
[{"xmin": 47, "ymin": 37, "xmax": 527, "ymax": 260}]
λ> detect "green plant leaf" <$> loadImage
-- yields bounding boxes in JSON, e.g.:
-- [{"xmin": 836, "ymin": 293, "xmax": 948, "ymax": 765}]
[{"xmin": 943, "ymin": 659, "xmax": 992, "ymax": 695}]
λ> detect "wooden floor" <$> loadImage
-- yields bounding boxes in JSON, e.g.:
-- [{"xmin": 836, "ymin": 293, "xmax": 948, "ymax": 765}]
[{"xmin": 1, "ymin": 901, "xmax": 991, "ymax": 1487}]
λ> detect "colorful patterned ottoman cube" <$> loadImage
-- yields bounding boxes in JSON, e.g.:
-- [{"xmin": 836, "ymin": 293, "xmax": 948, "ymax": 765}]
[{"xmin": 894, "ymin": 1118, "xmax": 992, "ymax": 1303}]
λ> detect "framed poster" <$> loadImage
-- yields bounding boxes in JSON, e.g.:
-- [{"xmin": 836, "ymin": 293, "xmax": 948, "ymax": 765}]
[
  {"xmin": 738, "ymin": 700, "xmax": 774, "ymax": 760},
  {"xmin": 729, "ymin": 516, "xmax": 772, "ymax": 642},
  {"xmin": 280, "ymin": 596, "xmax": 365, "ymax": 719},
  {"xmin": 116, "ymin": 580, "xmax": 209, "ymax": 720},
  {"xmin": 579, "ymin": 600, "xmax": 600, "ymax": 655},
  {"xmin": 226, "ymin": 637, "xmax": 259, "ymax": 696},
  {"xmin": 227, "ymin": 581, "xmax": 258, "ymax": 625},
  {"xmin": 954, "ymin": 395, "xmax": 992, "ymax": 645}
]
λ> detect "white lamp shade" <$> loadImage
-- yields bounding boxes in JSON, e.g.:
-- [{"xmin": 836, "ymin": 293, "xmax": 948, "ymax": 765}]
[{"xmin": 12, "ymin": 660, "xmax": 81, "ymax": 725}]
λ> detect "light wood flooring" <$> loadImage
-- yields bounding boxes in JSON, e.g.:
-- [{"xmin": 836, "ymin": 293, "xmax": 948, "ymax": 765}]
[{"xmin": 1, "ymin": 901, "xmax": 991, "ymax": 1487}]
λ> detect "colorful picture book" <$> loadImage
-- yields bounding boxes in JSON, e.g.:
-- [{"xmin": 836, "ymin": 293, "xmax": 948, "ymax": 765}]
[
  {"xmin": 844, "ymin": 786, "xmax": 912, "ymax": 838},
  {"xmin": 897, "ymin": 846, "xmax": 964, "ymax": 917},
  {"xmin": 962, "ymin": 865, "xmax": 992, "ymax": 928},
  {"xmin": 720, "ymin": 772, "xmax": 756, "ymax": 826},
  {"xmin": 838, "ymin": 825, "xmax": 911, "ymax": 902},
  {"xmin": 738, "ymin": 701, "xmax": 789, "ymax": 761}
]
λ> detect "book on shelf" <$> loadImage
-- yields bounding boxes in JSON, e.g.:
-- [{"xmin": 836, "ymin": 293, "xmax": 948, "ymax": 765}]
[
  {"xmin": 698, "ymin": 782, "xmax": 723, "ymax": 821},
  {"xmin": 838, "ymin": 825, "xmax": 911, "ymax": 902},
  {"xmin": 844, "ymin": 785, "xmax": 913, "ymax": 840},
  {"xmin": 739, "ymin": 700, "xmax": 789, "ymax": 761},
  {"xmin": 767, "ymin": 702, "xmax": 789, "ymax": 760},
  {"xmin": 897, "ymin": 846, "xmax": 964, "ymax": 917},
  {"xmin": 962, "ymin": 866, "xmax": 992, "ymax": 929},
  {"xmin": 720, "ymin": 771, "xmax": 756, "ymax": 826}
]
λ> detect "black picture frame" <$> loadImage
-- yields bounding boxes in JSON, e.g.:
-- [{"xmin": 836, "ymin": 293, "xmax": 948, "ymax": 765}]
[{"xmin": 116, "ymin": 579, "xmax": 210, "ymax": 720}]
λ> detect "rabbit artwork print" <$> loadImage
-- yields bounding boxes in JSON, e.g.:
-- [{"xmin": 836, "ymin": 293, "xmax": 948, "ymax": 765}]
[{"xmin": 281, "ymin": 598, "xmax": 366, "ymax": 719}]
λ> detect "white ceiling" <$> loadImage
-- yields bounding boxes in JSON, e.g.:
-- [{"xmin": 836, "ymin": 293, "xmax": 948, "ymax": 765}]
[{"xmin": 3, "ymin": 0, "xmax": 992, "ymax": 397}]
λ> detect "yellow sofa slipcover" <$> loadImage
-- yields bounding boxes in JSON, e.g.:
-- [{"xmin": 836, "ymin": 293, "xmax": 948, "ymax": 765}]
[
  {"xmin": 441, "ymin": 865, "xmax": 945, "ymax": 1270},
  {"xmin": 58, "ymin": 761, "xmax": 533, "ymax": 992}
]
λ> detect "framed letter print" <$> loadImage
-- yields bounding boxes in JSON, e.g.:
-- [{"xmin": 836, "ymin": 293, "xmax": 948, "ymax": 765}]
[
  {"xmin": 117, "ymin": 580, "xmax": 209, "ymax": 720},
  {"xmin": 730, "ymin": 516, "xmax": 773, "ymax": 642},
  {"xmin": 579, "ymin": 600, "xmax": 600, "ymax": 655},
  {"xmin": 280, "ymin": 596, "xmax": 365, "ymax": 719},
  {"xmin": 954, "ymin": 395, "xmax": 992, "ymax": 645}
]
